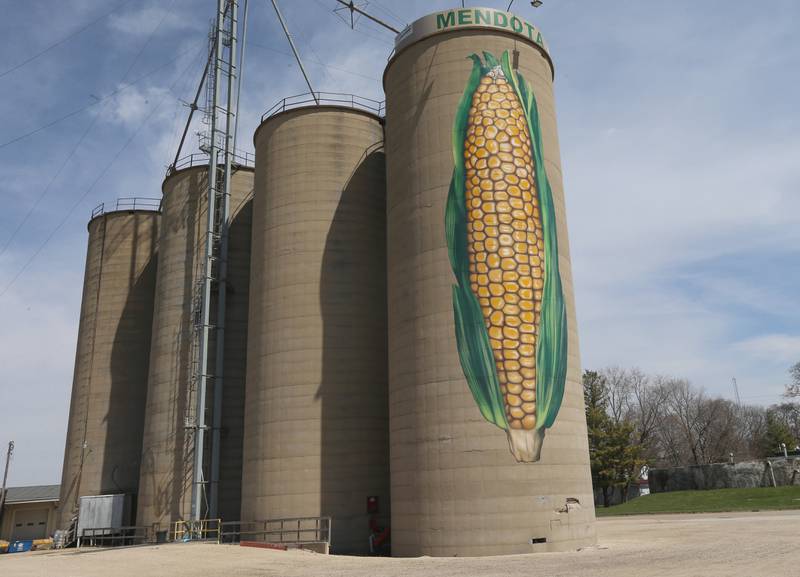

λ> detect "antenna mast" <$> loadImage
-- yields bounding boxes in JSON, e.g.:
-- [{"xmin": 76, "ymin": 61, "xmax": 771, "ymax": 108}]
[
  {"xmin": 333, "ymin": 0, "xmax": 400, "ymax": 33},
  {"xmin": 731, "ymin": 377, "xmax": 741, "ymax": 406}
]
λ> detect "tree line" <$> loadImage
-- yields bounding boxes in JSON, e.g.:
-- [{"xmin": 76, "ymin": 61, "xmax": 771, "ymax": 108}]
[{"xmin": 584, "ymin": 363, "xmax": 800, "ymax": 506}]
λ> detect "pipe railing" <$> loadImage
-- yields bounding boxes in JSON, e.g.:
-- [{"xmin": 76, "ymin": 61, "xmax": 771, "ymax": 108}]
[
  {"xmin": 167, "ymin": 151, "xmax": 255, "ymax": 176},
  {"xmin": 173, "ymin": 518, "xmax": 222, "ymax": 543},
  {"xmin": 261, "ymin": 92, "xmax": 385, "ymax": 122},
  {"xmin": 220, "ymin": 516, "xmax": 331, "ymax": 545},
  {"xmin": 91, "ymin": 197, "xmax": 161, "ymax": 219}
]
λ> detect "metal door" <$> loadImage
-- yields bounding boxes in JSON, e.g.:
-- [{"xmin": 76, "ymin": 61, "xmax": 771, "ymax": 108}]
[{"xmin": 11, "ymin": 508, "xmax": 49, "ymax": 540}]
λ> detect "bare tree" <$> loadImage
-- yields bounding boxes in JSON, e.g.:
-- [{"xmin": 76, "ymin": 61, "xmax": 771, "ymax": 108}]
[
  {"xmin": 629, "ymin": 372, "xmax": 669, "ymax": 460},
  {"xmin": 695, "ymin": 398, "xmax": 740, "ymax": 464},
  {"xmin": 770, "ymin": 402, "xmax": 800, "ymax": 445},
  {"xmin": 590, "ymin": 366, "xmax": 793, "ymax": 468},
  {"xmin": 662, "ymin": 378, "xmax": 707, "ymax": 465},
  {"xmin": 602, "ymin": 366, "xmax": 633, "ymax": 425},
  {"xmin": 733, "ymin": 404, "xmax": 767, "ymax": 459}
]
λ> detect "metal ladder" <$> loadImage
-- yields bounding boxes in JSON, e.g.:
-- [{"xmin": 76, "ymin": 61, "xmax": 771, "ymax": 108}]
[{"xmin": 187, "ymin": 0, "xmax": 239, "ymax": 523}]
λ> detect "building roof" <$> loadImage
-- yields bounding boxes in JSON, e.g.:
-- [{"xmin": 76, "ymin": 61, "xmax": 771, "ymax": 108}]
[{"xmin": 2, "ymin": 485, "xmax": 60, "ymax": 504}]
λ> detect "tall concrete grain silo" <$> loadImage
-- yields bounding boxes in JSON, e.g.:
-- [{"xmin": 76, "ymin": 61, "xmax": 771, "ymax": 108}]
[
  {"xmin": 58, "ymin": 202, "xmax": 160, "ymax": 531},
  {"xmin": 136, "ymin": 158, "xmax": 254, "ymax": 530},
  {"xmin": 241, "ymin": 99, "xmax": 389, "ymax": 554},
  {"xmin": 384, "ymin": 7, "xmax": 596, "ymax": 555}
]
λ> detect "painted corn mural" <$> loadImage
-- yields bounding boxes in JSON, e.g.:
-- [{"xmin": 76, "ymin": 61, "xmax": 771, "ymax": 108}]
[{"xmin": 445, "ymin": 51, "xmax": 567, "ymax": 463}]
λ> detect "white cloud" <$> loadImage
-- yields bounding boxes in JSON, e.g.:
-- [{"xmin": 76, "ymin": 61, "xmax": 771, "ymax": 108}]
[
  {"xmin": 4, "ymin": 0, "xmax": 800, "ymax": 485},
  {"xmin": 733, "ymin": 335, "xmax": 800, "ymax": 364},
  {"xmin": 107, "ymin": 5, "xmax": 190, "ymax": 37},
  {"xmin": 96, "ymin": 85, "xmax": 173, "ymax": 127}
]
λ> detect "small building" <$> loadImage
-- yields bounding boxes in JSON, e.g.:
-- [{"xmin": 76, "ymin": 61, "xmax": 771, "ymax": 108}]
[{"xmin": 0, "ymin": 485, "xmax": 60, "ymax": 542}]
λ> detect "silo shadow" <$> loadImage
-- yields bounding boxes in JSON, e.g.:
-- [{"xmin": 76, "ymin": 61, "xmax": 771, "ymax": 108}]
[
  {"xmin": 105, "ymin": 212, "xmax": 159, "ymax": 524},
  {"xmin": 317, "ymin": 144, "xmax": 390, "ymax": 554},
  {"xmin": 216, "ymin": 192, "xmax": 253, "ymax": 523}
]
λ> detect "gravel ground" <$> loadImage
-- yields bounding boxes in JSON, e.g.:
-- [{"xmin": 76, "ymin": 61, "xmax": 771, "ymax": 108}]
[{"xmin": 3, "ymin": 511, "xmax": 799, "ymax": 577}]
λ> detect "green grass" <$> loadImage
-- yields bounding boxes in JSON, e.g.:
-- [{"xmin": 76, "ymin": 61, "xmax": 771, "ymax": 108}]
[{"xmin": 596, "ymin": 486, "xmax": 800, "ymax": 517}]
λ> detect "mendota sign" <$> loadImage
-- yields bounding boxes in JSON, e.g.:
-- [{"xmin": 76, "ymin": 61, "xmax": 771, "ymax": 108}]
[{"xmin": 394, "ymin": 7, "xmax": 550, "ymax": 58}]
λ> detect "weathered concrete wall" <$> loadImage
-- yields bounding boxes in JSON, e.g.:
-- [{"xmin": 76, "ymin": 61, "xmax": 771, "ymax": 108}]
[
  {"xmin": 384, "ymin": 17, "xmax": 596, "ymax": 556},
  {"xmin": 137, "ymin": 166, "xmax": 253, "ymax": 529},
  {"xmin": 242, "ymin": 106, "xmax": 389, "ymax": 555},
  {"xmin": 649, "ymin": 459, "xmax": 800, "ymax": 493},
  {"xmin": 58, "ymin": 210, "xmax": 160, "ymax": 530}
]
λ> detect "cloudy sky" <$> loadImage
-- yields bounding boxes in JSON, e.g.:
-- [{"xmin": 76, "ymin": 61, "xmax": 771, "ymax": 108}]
[{"xmin": 1, "ymin": 0, "xmax": 798, "ymax": 485}]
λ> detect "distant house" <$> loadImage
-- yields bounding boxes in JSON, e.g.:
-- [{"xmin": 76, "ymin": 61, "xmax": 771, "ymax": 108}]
[{"xmin": 0, "ymin": 485, "xmax": 60, "ymax": 542}]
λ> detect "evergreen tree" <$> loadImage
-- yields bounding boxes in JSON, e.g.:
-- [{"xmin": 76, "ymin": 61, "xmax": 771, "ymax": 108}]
[
  {"xmin": 583, "ymin": 370, "xmax": 643, "ymax": 507},
  {"xmin": 761, "ymin": 411, "xmax": 796, "ymax": 456}
]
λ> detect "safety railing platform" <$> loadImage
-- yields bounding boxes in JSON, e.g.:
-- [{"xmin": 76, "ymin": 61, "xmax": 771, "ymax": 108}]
[
  {"xmin": 261, "ymin": 92, "xmax": 385, "ymax": 121},
  {"xmin": 167, "ymin": 151, "xmax": 255, "ymax": 176},
  {"xmin": 91, "ymin": 197, "xmax": 161, "ymax": 219}
]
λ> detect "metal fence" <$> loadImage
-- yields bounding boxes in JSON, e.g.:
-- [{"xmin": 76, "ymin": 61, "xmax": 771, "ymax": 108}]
[
  {"xmin": 78, "ymin": 526, "xmax": 152, "ymax": 548},
  {"xmin": 77, "ymin": 516, "xmax": 331, "ymax": 548},
  {"xmin": 261, "ymin": 92, "xmax": 385, "ymax": 121},
  {"xmin": 91, "ymin": 197, "xmax": 161, "ymax": 219},
  {"xmin": 220, "ymin": 516, "xmax": 331, "ymax": 546}
]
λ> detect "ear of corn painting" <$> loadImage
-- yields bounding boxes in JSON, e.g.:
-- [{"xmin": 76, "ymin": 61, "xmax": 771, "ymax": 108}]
[{"xmin": 445, "ymin": 50, "xmax": 567, "ymax": 463}]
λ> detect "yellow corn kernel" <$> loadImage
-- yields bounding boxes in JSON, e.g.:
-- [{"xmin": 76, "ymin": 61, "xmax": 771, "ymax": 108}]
[{"xmin": 463, "ymin": 66, "xmax": 544, "ymax": 431}]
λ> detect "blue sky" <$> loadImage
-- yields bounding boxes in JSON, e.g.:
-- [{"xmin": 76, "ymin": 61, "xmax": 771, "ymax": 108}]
[{"xmin": 1, "ymin": 0, "xmax": 798, "ymax": 485}]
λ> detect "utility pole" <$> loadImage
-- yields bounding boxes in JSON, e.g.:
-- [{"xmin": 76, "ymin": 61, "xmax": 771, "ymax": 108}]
[{"xmin": 0, "ymin": 441, "xmax": 14, "ymax": 516}]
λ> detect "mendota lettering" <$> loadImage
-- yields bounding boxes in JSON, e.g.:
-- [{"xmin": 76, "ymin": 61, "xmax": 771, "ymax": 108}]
[
  {"xmin": 433, "ymin": 9, "xmax": 545, "ymax": 49},
  {"xmin": 436, "ymin": 12, "xmax": 455, "ymax": 29}
]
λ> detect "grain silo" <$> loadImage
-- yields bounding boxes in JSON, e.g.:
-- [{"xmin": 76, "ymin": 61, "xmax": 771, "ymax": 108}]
[
  {"xmin": 384, "ymin": 7, "xmax": 596, "ymax": 555},
  {"xmin": 136, "ymin": 157, "xmax": 254, "ymax": 530},
  {"xmin": 241, "ymin": 99, "xmax": 389, "ymax": 554},
  {"xmin": 58, "ymin": 202, "xmax": 160, "ymax": 531}
]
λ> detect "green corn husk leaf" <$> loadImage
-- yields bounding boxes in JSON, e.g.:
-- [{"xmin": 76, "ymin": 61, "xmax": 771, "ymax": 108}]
[
  {"xmin": 500, "ymin": 51, "xmax": 568, "ymax": 430},
  {"xmin": 482, "ymin": 51, "xmax": 500, "ymax": 69},
  {"xmin": 446, "ymin": 54, "xmax": 508, "ymax": 430}
]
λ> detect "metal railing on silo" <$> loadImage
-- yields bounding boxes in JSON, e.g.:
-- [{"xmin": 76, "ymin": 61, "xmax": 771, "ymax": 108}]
[
  {"xmin": 261, "ymin": 92, "xmax": 385, "ymax": 121},
  {"xmin": 166, "ymin": 151, "xmax": 255, "ymax": 176},
  {"xmin": 91, "ymin": 197, "xmax": 162, "ymax": 219}
]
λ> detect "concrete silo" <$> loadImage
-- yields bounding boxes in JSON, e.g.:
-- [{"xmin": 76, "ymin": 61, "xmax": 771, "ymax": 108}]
[
  {"xmin": 58, "ymin": 202, "xmax": 160, "ymax": 531},
  {"xmin": 384, "ymin": 8, "xmax": 596, "ymax": 555},
  {"xmin": 136, "ymin": 158, "xmax": 254, "ymax": 529},
  {"xmin": 241, "ymin": 100, "xmax": 389, "ymax": 554}
]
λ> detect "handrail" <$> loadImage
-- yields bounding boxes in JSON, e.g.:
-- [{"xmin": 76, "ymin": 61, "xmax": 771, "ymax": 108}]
[
  {"xmin": 220, "ymin": 516, "xmax": 332, "ymax": 545},
  {"xmin": 261, "ymin": 92, "xmax": 385, "ymax": 122},
  {"xmin": 173, "ymin": 518, "xmax": 222, "ymax": 544},
  {"xmin": 167, "ymin": 151, "xmax": 255, "ymax": 175},
  {"xmin": 91, "ymin": 197, "xmax": 161, "ymax": 219}
]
